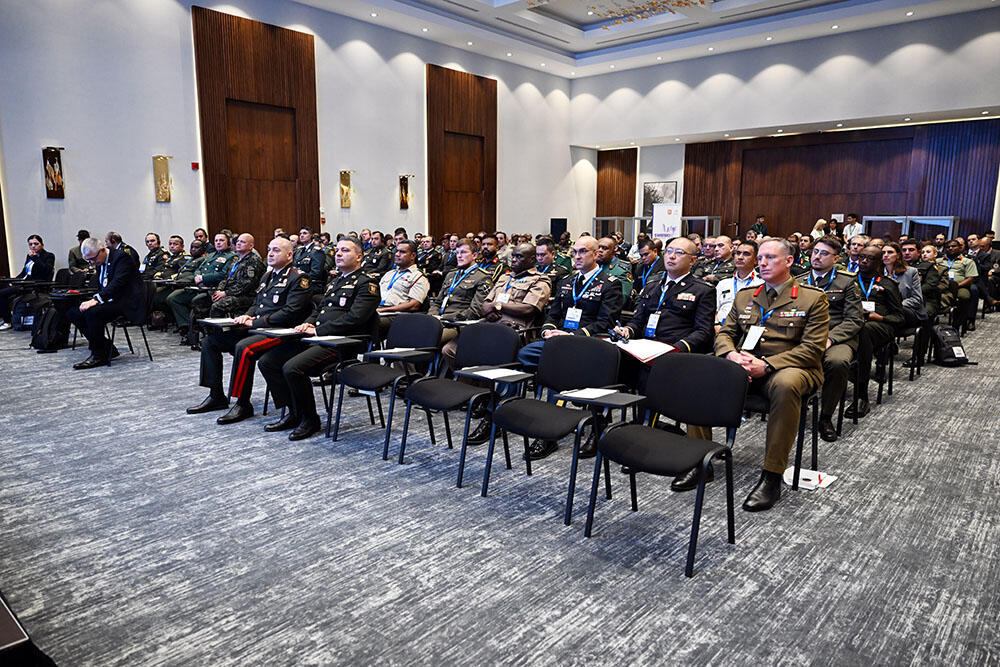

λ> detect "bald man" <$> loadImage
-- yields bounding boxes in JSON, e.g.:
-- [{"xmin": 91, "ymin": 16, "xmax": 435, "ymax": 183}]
[{"xmin": 208, "ymin": 233, "xmax": 266, "ymax": 317}]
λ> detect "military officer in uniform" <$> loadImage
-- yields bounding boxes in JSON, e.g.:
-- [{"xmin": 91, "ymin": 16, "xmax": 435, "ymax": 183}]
[
  {"xmin": 596, "ymin": 236, "xmax": 633, "ymax": 299},
  {"xmin": 801, "ymin": 236, "xmax": 864, "ymax": 441},
  {"xmin": 104, "ymin": 231, "xmax": 140, "ymax": 270},
  {"xmin": 152, "ymin": 236, "xmax": 190, "ymax": 280},
  {"xmin": 294, "ymin": 226, "xmax": 328, "ymax": 296},
  {"xmin": 845, "ymin": 245, "xmax": 904, "ymax": 419},
  {"xmin": 633, "ymin": 239, "xmax": 665, "ymax": 297},
  {"xmin": 699, "ymin": 238, "xmax": 829, "ymax": 512},
  {"xmin": 258, "ymin": 237, "xmax": 381, "ymax": 441},
  {"xmin": 167, "ymin": 233, "xmax": 235, "ymax": 341},
  {"xmin": 535, "ymin": 237, "xmax": 570, "ymax": 286},
  {"xmin": 139, "ymin": 233, "xmax": 169, "ymax": 278},
  {"xmin": 429, "ymin": 239, "xmax": 493, "ymax": 346},
  {"xmin": 715, "ymin": 240, "xmax": 762, "ymax": 328},
  {"xmin": 475, "ymin": 233, "xmax": 509, "ymax": 283},
  {"xmin": 208, "ymin": 233, "xmax": 266, "ymax": 318},
  {"xmin": 154, "ymin": 239, "xmax": 204, "ymax": 314},
  {"xmin": 695, "ymin": 236, "xmax": 736, "ymax": 285},
  {"xmin": 361, "ymin": 231, "xmax": 393, "ymax": 278},
  {"xmin": 187, "ymin": 236, "xmax": 313, "ymax": 424}
]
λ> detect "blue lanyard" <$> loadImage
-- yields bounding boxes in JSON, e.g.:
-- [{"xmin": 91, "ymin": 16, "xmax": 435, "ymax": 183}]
[
  {"xmin": 758, "ymin": 303, "xmax": 776, "ymax": 323},
  {"xmin": 656, "ymin": 282, "xmax": 672, "ymax": 310},
  {"xmin": 539, "ymin": 264, "xmax": 552, "ymax": 274},
  {"xmin": 502, "ymin": 276, "xmax": 517, "ymax": 293},
  {"xmin": 946, "ymin": 258, "xmax": 956, "ymax": 269},
  {"xmin": 228, "ymin": 258, "xmax": 240, "ymax": 277},
  {"xmin": 734, "ymin": 271, "xmax": 756, "ymax": 293},
  {"xmin": 447, "ymin": 267, "xmax": 474, "ymax": 295},
  {"xmin": 858, "ymin": 275, "xmax": 876, "ymax": 299},
  {"xmin": 386, "ymin": 269, "xmax": 405, "ymax": 292},
  {"xmin": 641, "ymin": 263, "xmax": 656, "ymax": 286},
  {"xmin": 572, "ymin": 271, "xmax": 600, "ymax": 306},
  {"xmin": 478, "ymin": 260, "xmax": 493, "ymax": 271},
  {"xmin": 807, "ymin": 267, "xmax": 835, "ymax": 290}
]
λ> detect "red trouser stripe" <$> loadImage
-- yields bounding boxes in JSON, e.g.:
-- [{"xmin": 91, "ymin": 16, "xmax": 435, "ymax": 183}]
[{"xmin": 231, "ymin": 337, "xmax": 282, "ymax": 399}]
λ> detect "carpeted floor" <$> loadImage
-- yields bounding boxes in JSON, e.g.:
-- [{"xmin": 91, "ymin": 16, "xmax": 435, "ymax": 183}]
[{"xmin": 1, "ymin": 320, "xmax": 998, "ymax": 665}]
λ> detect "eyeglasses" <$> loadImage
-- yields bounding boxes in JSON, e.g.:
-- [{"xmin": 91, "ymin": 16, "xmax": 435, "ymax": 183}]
[
  {"xmin": 664, "ymin": 249, "xmax": 692, "ymax": 257},
  {"xmin": 811, "ymin": 249, "xmax": 834, "ymax": 257}
]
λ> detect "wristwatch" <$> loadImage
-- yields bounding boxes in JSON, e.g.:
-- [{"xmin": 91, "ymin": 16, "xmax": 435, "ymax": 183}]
[{"xmin": 495, "ymin": 302, "xmax": 503, "ymax": 312}]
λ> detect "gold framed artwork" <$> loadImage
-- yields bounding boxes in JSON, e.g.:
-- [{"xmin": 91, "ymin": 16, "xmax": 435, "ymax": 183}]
[
  {"xmin": 340, "ymin": 170, "xmax": 354, "ymax": 208},
  {"xmin": 43, "ymin": 147, "xmax": 65, "ymax": 199},
  {"xmin": 153, "ymin": 155, "xmax": 172, "ymax": 202},
  {"xmin": 399, "ymin": 174, "xmax": 414, "ymax": 210}
]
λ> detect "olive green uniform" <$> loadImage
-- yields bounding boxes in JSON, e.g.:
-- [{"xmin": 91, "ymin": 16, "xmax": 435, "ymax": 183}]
[{"xmin": 209, "ymin": 252, "xmax": 266, "ymax": 318}]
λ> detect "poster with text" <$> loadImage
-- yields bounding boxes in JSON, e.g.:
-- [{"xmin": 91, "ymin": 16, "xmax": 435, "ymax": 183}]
[{"xmin": 652, "ymin": 203, "xmax": 682, "ymax": 240}]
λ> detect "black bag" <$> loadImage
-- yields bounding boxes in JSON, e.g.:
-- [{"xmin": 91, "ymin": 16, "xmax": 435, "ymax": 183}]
[
  {"xmin": 932, "ymin": 324, "xmax": 969, "ymax": 366},
  {"xmin": 30, "ymin": 306, "xmax": 70, "ymax": 351},
  {"xmin": 10, "ymin": 293, "xmax": 49, "ymax": 331},
  {"xmin": 148, "ymin": 309, "xmax": 168, "ymax": 330}
]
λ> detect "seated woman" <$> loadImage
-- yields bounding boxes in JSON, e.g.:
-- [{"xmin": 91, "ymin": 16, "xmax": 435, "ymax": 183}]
[
  {"xmin": 0, "ymin": 234, "xmax": 55, "ymax": 330},
  {"xmin": 883, "ymin": 241, "xmax": 926, "ymax": 327}
]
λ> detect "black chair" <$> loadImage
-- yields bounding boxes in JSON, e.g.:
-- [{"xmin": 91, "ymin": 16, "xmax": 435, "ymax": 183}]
[
  {"xmin": 836, "ymin": 359, "xmax": 862, "ymax": 435},
  {"xmin": 394, "ymin": 323, "xmax": 521, "ymax": 482},
  {"xmin": 584, "ymin": 354, "xmax": 747, "ymax": 577},
  {"xmin": 109, "ymin": 281, "xmax": 155, "ymax": 362},
  {"xmin": 745, "ymin": 386, "xmax": 818, "ymax": 490},
  {"xmin": 329, "ymin": 313, "xmax": 442, "ymax": 457},
  {"xmin": 874, "ymin": 340, "xmax": 895, "ymax": 404},
  {"xmin": 482, "ymin": 335, "xmax": 620, "ymax": 525}
]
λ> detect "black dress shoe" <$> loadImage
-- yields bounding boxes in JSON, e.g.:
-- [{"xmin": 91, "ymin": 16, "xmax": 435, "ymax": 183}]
[
  {"xmin": 742, "ymin": 470, "xmax": 782, "ymax": 512},
  {"xmin": 110, "ymin": 346, "xmax": 121, "ymax": 359},
  {"xmin": 671, "ymin": 463, "xmax": 715, "ymax": 492},
  {"xmin": 187, "ymin": 394, "xmax": 229, "ymax": 414},
  {"xmin": 524, "ymin": 439, "xmax": 558, "ymax": 460},
  {"xmin": 967, "ymin": 320, "xmax": 976, "ymax": 332},
  {"xmin": 217, "ymin": 403, "xmax": 254, "ymax": 425},
  {"xmin": 577, "ymin": 432, "xmax": 597, "ymax": 459},
  {"xmin": 289, "ymin": 415, "xmax": 321, "ymax": 441},
  {"xmin": 844, "ymin": 398, "xmax": 870, "ymax": 419},
  {"xmin": 465, "ymin": 419, "xmax": 492, "ymax": 445},
  {"xmin": 73, "ymin": 355, "xmax": 109, "ymax": 370},
  {"xmin": 818, "ymin": 418, "xmax": 838, "ymax": 442},
  {"xmin": 264, "ymin": 412, "xmax": 299, "ymax": 432}
]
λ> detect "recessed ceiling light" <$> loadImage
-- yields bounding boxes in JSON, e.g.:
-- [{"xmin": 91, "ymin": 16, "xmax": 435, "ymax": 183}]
[
  {"xmin": 629, "ymin": 141, "xmax": 635, "ymax": 145},
  {"xmin": 707, "ymin": 47, "xmax": 714, "ymax": 52},
  {"xmin": 370, "ymin": 11, "xmax": 377, "ymax": 17},
  {"xmin": 904, "ymin": 117, "xmax": 911, "ymax": 121},
  {"xmin": 982, "ymin": 110, "xmax": 990, "ymax": 115},
  {"xmin": 421, "ymin": 27, "xmax": 428, "ymax": 32},
  {"xmin": 588, "ymin": 10, "xmax": 594, "ymax": 15},
  {"xmin": 724, "ymin": 133, "xmax": 730, "ymax": 137},
  {"xmin": 609, "ymin": 64, "xmax": 615, "ymax": 69},
  {"xmin": 674, "ymin": 138, "xmax": 680, "ymax": 141},
  {"xmin": 506, "ymin": 52, "xmax": 512, "ymax": 57},
  {"xmin": 570, "ymin": 71, "xmax": 575, "ymax": 75},
  {"xmin": 765, "ymin": 36, "xmax": 773, "ymax": 41},
  {"xmin": 540, "ymin": 63, "xmax": 545, "ymax": 67},
  {"xmin": 776, "ymin": 129, "xmax": 783, "ymax": 133},
  {"xmin": 836, "ymin": 123, "xmax": 843, "ymax": 127},
  {"xmin": 467, "ymin": 41, "xmax": 473, "ymax": 46},
  {"xmin": 656, "ymin": 56, "xmax": 662, "ymax": 61},
  {"xmin": 906, "ymin": 11, "xmax": 914, "ymax": 16},
  {"xmin": 831, "ymin": 25, "xmax": 839, "ymax": 29}
]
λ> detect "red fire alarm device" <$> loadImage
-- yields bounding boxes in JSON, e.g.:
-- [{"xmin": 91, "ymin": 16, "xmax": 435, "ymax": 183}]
[{"xmin": 191, "ymin": 162, "xmax": 199, "ymax": 171}]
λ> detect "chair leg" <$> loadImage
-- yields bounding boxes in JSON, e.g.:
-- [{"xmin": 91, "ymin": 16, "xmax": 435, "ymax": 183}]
[
  {"xmin": 685, "ymin": 460, "xmax": 711, "ymax": 578},
  {"xmin": 629, "ymin": 472, "xmax": 638, "ymax": 511},
  {"xmin": 72, "ymin": 326, "xmax": 78, "ymax": 349},
  {"xmin": 443, "ymin": 412, "xmax": 453, "ymax": 449},
  {"xmin": 139, "ymin": 326, "xmax": 152, "ymax": 361},
  {"xmin": 381, "ymin": 384, "xmax": 399, "ymax": 461},
  {"xmin": 365, "ymin": 396, "xmax": 376, "ymax": 425},
  {"xmin": 122, "ymin": 325, "xmax": 135, "ymax": 354},
  {"xmin": 397, "ymin": 400, "xmax": 413, "ymax": 464},
  {"xmin": 481, "ymin": 424, "xmax": 500, "ymax": 496},
  {"xmin": 792, "ymin": 402, "xmax": 806, "ymax": 490},
  {"xmin": 584, "ymin": 452, "xmax": 604, "ymax": 538},
  {"xmin": 604, "ymin": 456, "xmax": 612, "ymax": 500},
  {"xmin": 453, "ymin": 404, "xmax": 475, "ymax": 470},
  {"xmin": 811, "ymin": 395, "xmax": 819, "ymax": 472},
  {"xmin": 522, "ymin": 435, "xmax": 532, "ymax": 476},
  {"xmin": 425, "ymin": 409, "xmax": 436, "ymax": 445},
  {"xmin": 836, "ymin": 389, "xmax": 845, "ymax": 435},
  {"xmin": 324, "ymin": 384, "xmax": 336, "ymax": 438},
  {"xmin": 888, "ymin": 354, "xmax": 895, "ymax": 396},
  {"xmin": 460, "ymin": 409, "xmax": 489, "ymax": 489},
  {"xmin": 724, "ymin": 450, "xmax": 735, "ymax": 545},
  {"xmin": 264, "ymin": 387, "xmax": 271, "ymax": 417},
  {"xmin": 501, "ymin": 430, "xmax": 511, "ymax": 470},
  {"xmin": 564, "ymin": 427, "xmax": 585, "ymax": 525},
  {"xmin": 332, "ymin": 383, "xmax": 345, "ymax": 441},
  {"xmin": 375, "ymin": 393, "xmax": 386, "ymax": 429}
]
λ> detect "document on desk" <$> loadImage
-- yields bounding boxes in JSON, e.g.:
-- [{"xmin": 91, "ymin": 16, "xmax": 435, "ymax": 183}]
[
  {"xmin": 378, "ymin": 347, "xmax": 416, "ymax": 354},
  {"xmin": 307, "ymin": 335, "xmax": 349, "ymax": 342},
  {"xmin": 616, "ymin": 338, "xmax": 674, "ymax": 364},
  {"xmin": 199, "ymin": 318, "xmax": 239, "ymax": 326},
  {"xmin": 562, "ymin": 388, "xmax": 616, "ymax": 400},
  {"xmin": 475, "ymin": 368, "xmax": 522, "ymax": 380},
  {"xmin": 257, "ymin": 328, "xmax": 300, "ymax": 335}
]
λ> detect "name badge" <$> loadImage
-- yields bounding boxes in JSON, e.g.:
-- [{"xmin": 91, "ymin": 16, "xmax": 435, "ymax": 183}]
[
  {"xmin": 948, "ymin": 270, "xmax": 955, "ymax": 280},
  {"xmin": 644, "ymin": 312, "xmax": 661, "ymax": 338},
  {"xmin": 742, "ymin": 325, "xmax": 765, "ymax": 351},
  {"xmin": 862, "ymin": 301, "xmax": 876, "ymax": 313},
  {"xmin": 564, "ymin": 306, "xmax": 583, "ymax": 330},
  {"xmin": 497, "ymin": 293, "xmax": 511, "ymax": 304},
  {"xmin": 139, "ymin": 264, "xmax": 146, "ymax": 273}
]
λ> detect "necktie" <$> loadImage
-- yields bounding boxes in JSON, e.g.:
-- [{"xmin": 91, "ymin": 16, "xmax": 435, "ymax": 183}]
[{"xmin": 767, "ymin": 288, "xmax": 778, "ymax": 305}]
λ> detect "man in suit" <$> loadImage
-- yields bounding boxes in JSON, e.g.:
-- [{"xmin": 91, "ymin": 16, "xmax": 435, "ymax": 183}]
[
  {"xmin": 68, "ymin": 237, "xmax": 145, "ymax": 369},
  {"xmin": 187, "ymin": 236, "xmax": 313, "ymax": 425},
  {"xmin": 702, "ymin": 238, "xmax": 829, "ymax": 511}
]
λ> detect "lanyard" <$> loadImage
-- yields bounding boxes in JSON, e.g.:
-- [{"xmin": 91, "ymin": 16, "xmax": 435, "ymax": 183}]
[
  {"xmin": 807, "ymin": 267, "xmax": 835, "ymax": 290},
  {"xmin": 502, "ymin": 275, "xmax": 518, "ymax": 293},
  {"xmin": 656, "ymin": 281, "xmax": 675, "ymax": 310},
  {"xmin": 228, "ymin": 258, "xmax": 240, "ymax": 277},
  {"xmin": 539, "ymin": 264, "xmax": 552, "ymax": 274},
  {"xmin": 478, "ymin": 259, "xmax": 493, "ymax": 271},
  {"xmin": 757, "ymin": 303, "xmax": 776, "ymax": 323},
  {"xmin": 641, "ymin": 263, "xmax": 656, "ymax": 286},
  {"xmin": 447, "ymin": 267, "xmax": 474, "ymax": 295},
  {"xmin": 946, "ymin": 258, "xmax": 957, "ymax": 269},
  {"xmin": 734, "ymin": 271, "xmax": 756, "ymax": 293},
  {"xmin": 572, "ymin": 271, "xmax": 600, "ymax": 306},
  {"xmin": 386, "ymin": 269, "xmax": 405, "ymax": 293},
  {"xmin": 858, "ymin": 275, "xmax": 876, "ymax": 299}
]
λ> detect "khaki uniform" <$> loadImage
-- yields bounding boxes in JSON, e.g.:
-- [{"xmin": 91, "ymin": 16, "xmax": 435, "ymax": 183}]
[
  {"xmin": 483, "ymin": 269, "xmax": 552, "ymax": 329},
  {"xmin": 430, "ymin": 266, "xmax": 493, "ymax": 345},
  {"xmin": 715, "ymin": 279, "xmax": 830, "ymax": 474}
]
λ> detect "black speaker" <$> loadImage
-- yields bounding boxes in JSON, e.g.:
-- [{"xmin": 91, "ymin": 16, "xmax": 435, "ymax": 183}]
[{"xmin": 550, "ymin": 218, "xmax": 567, "ymax": 239}]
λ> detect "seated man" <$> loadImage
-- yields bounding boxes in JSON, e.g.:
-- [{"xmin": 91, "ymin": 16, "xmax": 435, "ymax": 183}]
[
  {"xmin": 166, "ymin": 232, "xmax": 235, "ymax": 342},
  {"xmin": 715, "ymin": 240, "xmax": 762, "ymax": 329},
  {"xmin": 840, "ymin": 235, "xmax": 868, "ymax": 273},
  {"xmin": 429, "ymin": 239, "xmax": 493, "ymax": 346},
  {"xmin": 802, "ymin": 236, "xmax": 863, "ymax": 441},
  {"xmin": 139, "ymin": 232, "xmax": 169, "ymax": 278},
  {"xmin": 845, "ymin": 245, "xmax": 904, "ymax": 419},
  {"xmin": 517, "ymin": 235, "xmax": 623, "ymax": 460},
  {"xmin": 68, "ymin": 229, "xmax": 92, "ymax": 275},
  {"xmin": 152, "ymin": 235, "xmax": 190, "ymax": 280},
  {"xmin": 416, "ymin": 236, "xmax": 442, "ymax": 294},
  {"xmin": 633, "ymin": 239, "xmax": 665, "ymax": 300},
  {"xmin": 699, "ymin": 238, "xmax": 829, "ymax": 512},
  {"xmin": 187, "ymin": 236, "xmax": 313, "ymax": 424},
  {"xmin": 376, "ymin": 239, "xmax": 430, "ymax": 335},
  {"xmin": 153, "ymin": 239, "xmax": 204, "ymax": 314},
  {"xmin": 0, "ymin": 234, "xmax": 56, "ymax": 330},
  {"xmin": 535, "ymin": 237, "xmax": 570, "ymax": 286},
  {"xmin": 596, "ymin": 236, "xmax": 633, "ymax": 299},
  {"xmin": 695, "ymin": 235, "xmax": 736, "ymax": 285},
  {"xmin": 258, "ymin": 237, "xmax": 381, "ymax": 441},
  {"xmin": 293, "ymin": 226, "xmax": 328, "ymax": 296},
  {"xmin": 208, "ymin": 233, "xmax": 266, "ymax": 318},
  {"xmin": 67, "ymin": 237, "xmax": 144, "ymax": 369},
  {"xmin": 475, "ymin": 233, "xmax": 509, "ymax": 283},
  {"xmin": 361, "ymin": 231, "xmax": 393, "ymax": 278}
]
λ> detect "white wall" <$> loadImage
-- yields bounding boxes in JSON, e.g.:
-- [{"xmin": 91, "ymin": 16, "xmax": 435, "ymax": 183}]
[
  {"xmin": 637, "ymin": 144, "xmax": 685, "ymax": 216},
  {"xmin": 0, "ymin": 0, "xmax": 577, "ymax": 270},
  {"xmin": 569, "ymin": 9, "xmax": 1000, "ymax": 146}
]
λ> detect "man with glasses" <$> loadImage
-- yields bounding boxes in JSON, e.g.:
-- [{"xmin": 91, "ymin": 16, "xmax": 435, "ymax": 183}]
[
  {"xmin": 633, "ymin": 239, "xmax": 665, "ymax": 297},
  {"xmin": 67, "ymin": 237, "xmax": 144, "ymax": 369},
  {"xmin": 841, "ymin": 235, "xmax": 869, "ymax": 273},
  {"xmin": 803, "ymin": 236, "xmax": 864, "ymax": 441}
]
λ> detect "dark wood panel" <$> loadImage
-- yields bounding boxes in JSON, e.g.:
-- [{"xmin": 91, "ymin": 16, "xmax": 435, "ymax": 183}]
[
  {"xmin": 192, "ymin": 6, "xmax": 319, "ymax": 240},
  {"xmin": 596, "ymin": 148, "xmax": 637, "ymax": 218},
  {"xmin": 426, "ymin": 64, "xmax": 497, "ymax": 239},
  {"xmin": 683, "ymin": 119, "xmax": 1000, "ymax": 240}
]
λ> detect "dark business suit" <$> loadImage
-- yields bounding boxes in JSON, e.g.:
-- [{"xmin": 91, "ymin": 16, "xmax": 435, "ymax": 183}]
[
  {"xmin": 68, "ymin": 247, "xmax": 144, "ymax": 360},
  {"xmin": 0, "ymin": 249, "xmax": 56, "ymax": 321}
]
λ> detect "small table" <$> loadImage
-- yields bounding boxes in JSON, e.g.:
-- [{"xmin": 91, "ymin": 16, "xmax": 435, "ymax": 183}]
[
  {"xmin": 248, "ymin": 328, "xmax": 312, "ymax": 341},
  {"xmin": 197, "ymin": 318, "xmax": 249, "ymax": 331}
]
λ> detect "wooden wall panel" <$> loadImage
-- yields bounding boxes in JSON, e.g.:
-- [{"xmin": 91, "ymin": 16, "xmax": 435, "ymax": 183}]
[
  {"xmin": 683, "ymin": 121, "xmax": 1000, "ymax": 240},
  {"xmin": 596, "ymin": 148, "xmax": 638, "ymax": 218},
  {"xmin": 192, "ymin": 6, "xmax": 319, "ymax": 243},
  {"xmin": 427, "ymin": 64, "xmax": 497, "ymax": 239}
]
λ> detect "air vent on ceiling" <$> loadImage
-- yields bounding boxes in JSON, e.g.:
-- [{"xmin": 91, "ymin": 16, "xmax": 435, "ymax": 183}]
[
  {"xmin": 439, "ymin": 0, "xmax": 480, "ymax": 12},
  {"xmin": 720, "ymin": 0, "xmax": 813, "ymax": 20},
  {"xmin": 595, "ymin": 22, "xmax": 699, "ymax": 46},
  {"xmin": 494, "ymin": 17, "xmax": 572, "ymax": 44}
]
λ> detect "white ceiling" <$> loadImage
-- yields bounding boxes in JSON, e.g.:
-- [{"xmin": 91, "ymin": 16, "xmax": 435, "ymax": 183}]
[{"xmin": 295, "ymin": 0, "xmax": 996, "ymax": 78}]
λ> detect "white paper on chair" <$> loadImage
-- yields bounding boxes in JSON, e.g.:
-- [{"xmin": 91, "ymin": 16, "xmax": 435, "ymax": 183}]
[
  {"xmin": 475, "ymin": 368, "xmax": 521, "ymax": 380},
  {"xmin": 308, "ymin": 335, "xmax": 348, "ymax": 342},
  {"xmin": 259, "ymin": 328, "xmax": 299, "ymax": 335},
  {"xmin": 201, "ymin": 318, "xmax": 238, "ymax": 325},
  {"xmin": 378, "ymin": 347, "xmax": 416, "ymax": 354},
  {"xmin": 562, "ymin": 388, "xmax": 616, "ymax": 400},
  {"xmin": 615, "ymin": 338, "xmax": 674, "ymax": 363},
  {"xmin": 782, "ymin": 467, "xmax": 837, "ymax": 490}
]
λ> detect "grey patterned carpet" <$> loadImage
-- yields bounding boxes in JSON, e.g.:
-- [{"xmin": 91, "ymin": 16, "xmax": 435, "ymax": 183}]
[{"xmin": 1, "ymin": 319, "xmax": 998, "ymax": 665}]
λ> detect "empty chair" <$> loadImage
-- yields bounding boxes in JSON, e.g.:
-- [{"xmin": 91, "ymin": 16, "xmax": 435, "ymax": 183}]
[{"xmin": 109, "ymin": 281, "xmax": 155, "ymax": 362}]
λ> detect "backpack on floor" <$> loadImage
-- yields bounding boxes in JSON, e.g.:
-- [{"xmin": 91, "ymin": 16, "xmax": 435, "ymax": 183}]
[
  {"xmin": 30, "ymin": 306, "xmax": 70, "ymax": 351},
  {"xmin": 10, "ymin": 293, "xmax": 49, "ymax": 331},
  {"xmin": 932, "ymin": 324, "xmax": 969, "ymax": 366}
]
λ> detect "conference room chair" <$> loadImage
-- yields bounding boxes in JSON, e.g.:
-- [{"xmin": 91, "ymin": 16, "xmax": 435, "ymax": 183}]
[{"xmin": 109, "ymin": 281, "xmax": 155, "ymax": 362}]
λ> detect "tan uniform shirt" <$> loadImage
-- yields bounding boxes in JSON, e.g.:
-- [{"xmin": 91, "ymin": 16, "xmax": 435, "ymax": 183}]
[{"xmin": 485, "ymin": 269, "xmax": 552, "ymax": 327}]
